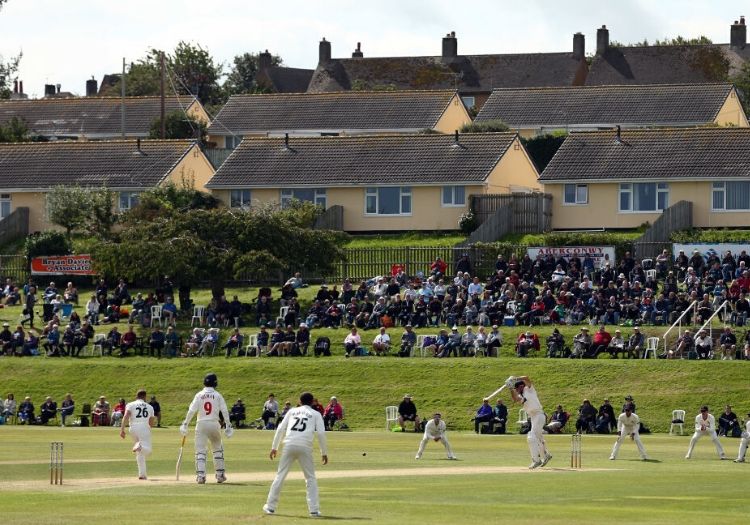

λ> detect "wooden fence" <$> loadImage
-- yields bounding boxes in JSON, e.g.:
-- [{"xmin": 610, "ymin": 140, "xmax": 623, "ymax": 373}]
[
  {"xmin": 0, "ymin": 207, "xmax": 29, "ymax": 248},
  {"xmin": 466, "ymin": 193, "xmax": 551, "ymax": 244},
  {"xmin": 0, "ymin": 254, "xmax": 28, "ymax": 283},
  {"xmin": 313, "ymin": 205, "xmax": 344, "ymax": 231},
  {"xmin": 633, "ymin": 200, "xmax": 692, "ymax": 259}
]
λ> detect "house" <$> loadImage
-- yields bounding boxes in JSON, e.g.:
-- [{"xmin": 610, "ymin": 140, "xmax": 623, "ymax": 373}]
[
  {"xmin": 0, "ymin": 96, "xmax": 209, "ymax": 140},
  {"xmin": 475, "ymin": 83, "xmax": 748, "ymax": 137},
  {"xmin": 206, "ymin": 90, "xmax": 471, "ymax": 149},
  {"xmin": 306, "ymin": 32, "xmax": 588, "ymax": 111},
  {"xmin": 539, "ymin": 127, "xmax": 750, "ymax": 230},
  {"xmin": 205, "ymin": 132, "xmax": 540, "ymax": 232},
  {"xmin": 586, "ymin": 18, "xmax": 749, "ymax": 85},
  {"xmin": 0, "ymin": 139, "xmax": 214, "ymax": 232},
  {"xmin": 255, "ymin": 49, "xmax": 314, "ymax": 93}
]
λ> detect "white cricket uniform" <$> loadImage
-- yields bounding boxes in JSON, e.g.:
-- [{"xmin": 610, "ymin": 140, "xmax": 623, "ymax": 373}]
[
  {"xmin": 265, "ymin": 405, "xmax": 328, "ymax": 514},
  {"xmin": 686, "ymin": 413, "xmax": 725, "ymax": 459},
  {"xmin": 610, "ymin": 412, "xmax": 648, "ymax": 460},
  {"xmin": 124, "ymin": 399, "xmax": 154, "ymax": 478},
  {"xmin": 736, "ymin": 420, "xmax": 750, "ymax": 461},
  {"xmin": 183, "ymin": 387, "xmax": 230, "ymax": 477},
  {"xmin": 519, "ymin": 384, "xmax": 549, "ymax": 463},
  {"xmin": 416, "ymin": 418, "xmax": 455, "ymax": 459}
]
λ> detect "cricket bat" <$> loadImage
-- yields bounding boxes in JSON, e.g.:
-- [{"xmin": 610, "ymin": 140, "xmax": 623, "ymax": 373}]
[
  {"xmin": 175, "ymin": 435, "xmax": 186, "ymax": 480},
  {"xmin": 486, "ymin": 384, "xmax": 507, "ymax": 400}
]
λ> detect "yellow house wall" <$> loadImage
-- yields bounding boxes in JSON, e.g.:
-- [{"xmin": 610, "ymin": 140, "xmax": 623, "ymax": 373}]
[
  {"xmin": 433, "ymin": 94, "xmax": 472, "ymax": 134},
  {"xmin": 7, "ymin": 192, "xmax": 48, "ymax": 233},
  {"xmin": 486, "ymin": 138, "xmax": 541, "ymax": 193},
  {"xmin": 163, "ymin": 144, "xmax": 215, "ymax": 192},
  {"xmin": 715, "ymin": 92, "xmax": 749, "ymax": 127},
  {"xmin": 547, "ymin": 181, "xmax": 750, "ymax": 230},
  {"xmin": 186, "ymin": 101, "xmax": 210, "ymax": 125}
]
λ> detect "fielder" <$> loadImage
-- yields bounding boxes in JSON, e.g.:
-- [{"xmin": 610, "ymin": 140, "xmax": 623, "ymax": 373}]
[
  {"xmin": 264, "ymin": 392, "xmax": 327, "ymax": 518},
  {"xmin": 609, "ymin": 404, "xmax": 649, "ymax": 460},
  {"xmin": 508, "ymin": 375, "xmax": 552, "ymax": 469},
  {"xmin": 180, "ymin": 372, "xmax": 233, "ymax": 484},
  {"xmin": 119, "ymin": 389, "xmax": 155, "ymax": 480},
  {"xmin": 685, "ymin": 405, "xmax": 726, "ymax": 460},
  {"xmin": 734, "ymin": 410, "xmax": 750, "ymax": 463},
  {"xmin": 415, "ymin": 412, "xmax": 457, "ymax": 460}
]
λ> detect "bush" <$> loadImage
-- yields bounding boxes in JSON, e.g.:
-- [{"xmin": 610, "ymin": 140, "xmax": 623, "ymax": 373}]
[
  {"xmin": 25, "ymin": 231, "xmax": 72, "ymax": 259},
  {"xmin": 671, "ymin": 229, "xmax": 750, "ymax": 243},
  {"xmin": 458, "ymin": 211, "xmax": 478, "ymax": 234},
  {"xmin": 460, "ymin": 120, "xmax": 510, "ymax": 133}
]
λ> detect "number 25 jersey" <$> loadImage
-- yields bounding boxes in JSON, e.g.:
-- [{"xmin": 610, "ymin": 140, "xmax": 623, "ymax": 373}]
[
  {"xmin": 187, "ymin": 387, "xmax": 229, "ymax": 424},
  {"xmin": 272, "ymin": 405, "xmax": 327, "ymax": 454}
]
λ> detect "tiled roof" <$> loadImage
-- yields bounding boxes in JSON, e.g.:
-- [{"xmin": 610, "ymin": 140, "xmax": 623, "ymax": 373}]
[
  {"xmin": 307, "ymin": 53, "xmax": 586, "ymax": 94},
  {"xmin": 207, "ymin": 133, "xmax": 519, "ymax": 187},
  {"xmin": 0, "ymin": 139, "xmax": 197, "ymax": 189},
  {"xmin": 586, "ymin": 44, "xmax": 748, "ymax": 85},
  {"xmin": 539, "ymin": 128, "xmax": 750, "ymax": 182},
  {"xmin": 207, "ymin": 90, "xmax": 458, "ymax": 135},
  {"xmin": 0, "ymin": 96, "xmax": 200, "ymax": 138},
  {"xmin": 476, "ymin": 83, "xmax": 735, "ymax": 127},
  {"xmin": 257, "ymin": 66, "xmax": 314, "ymax": 93}
]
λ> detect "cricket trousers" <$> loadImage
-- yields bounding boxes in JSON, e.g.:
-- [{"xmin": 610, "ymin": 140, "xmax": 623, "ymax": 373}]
[
  {"xmin": 416, "ymin": 435, "xmax": 455, "ymax": 458},
  {"xmin": 610, "ymin": 432, "xmax": 648, "ymax": 459},
  {"xmin": 195, "ymin": 420, "xmax": 225, "ymax": 477},
  {"xmin": 129, "ymin": 425, "xmax": 152, "ymax": 478},
  {"xmin": 686, "ymin": 430, "xmax": 725, "ymax": 458},
  {"xmin": 265, "ymin": 445, "xmax": 320, "ymax": 514},
  {"xmin": 738, "ymin": 433, "xmax": 749, "ymax": 461},
  {"xmin": 527, "ymin": 411, "xmax": 548, "ymax": 462}
]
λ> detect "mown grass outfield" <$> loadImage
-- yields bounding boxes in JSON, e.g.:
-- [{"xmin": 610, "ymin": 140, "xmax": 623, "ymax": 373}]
[{"xmin": 0, "ymin": 425, "xmax": 748, "ymax": 524}]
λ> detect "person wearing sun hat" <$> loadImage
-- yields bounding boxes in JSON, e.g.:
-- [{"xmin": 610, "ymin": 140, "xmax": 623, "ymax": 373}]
[
  {"xmin": 398, "ymin": 394, "xmax": 421, "ymax": 432},
  {"xmin": 572, "ymin": 326, "xmax": 591, "ymax": 358}
]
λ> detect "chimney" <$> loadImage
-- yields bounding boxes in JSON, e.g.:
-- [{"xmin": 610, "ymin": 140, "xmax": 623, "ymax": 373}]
[
  {"xmin": 19, "ymin": 81, "xmax": 23, "ymax": 94},
  {"xmin": 442, "ymin": 31, "xmax": 458, "ymax": 58},
  {"xmin": 44, "ymin": 84, "xmax": 56, "ymax": 97},
  {"xmin": 731, "ymin": 17, "xmax": 747, "ymax": 49},
  {"xmin": 86, "ymin": 77, "xmax": 98, "ymax": 97},
  {"xmin": 352, "ymin": 42, "xmax": 363, "ymax": 58},
  {"xmin": 454, "ymin": 130, "xmax": 459, "ymax": 143},
  {"xmin": 596, "ymin": 25, "xmax": 610, "ymax": 55},
  {"xmin": 13, "ymin": 80, "xmax": 18, "ymax": 94},
  {"xmin": 259, "ymin": 49, "xmax": 273, "ymax": 71},
  {"xmin": 284, "ymin": 133, "xmax": 290, "ymax": 150},
  {"xmin": 137, "ymin": 138, "xmax": 141, "ymax": 151},
  {"xmin": 573, "ymin": 32, "xmax": 585, "ymax": 60},
  {"xmin": 319, "ymin": 37, "xmax": 331, "ymax": 63},
  {"xmin": 56, "ymin": 84, "xmax": 61, "ymax": 94}
]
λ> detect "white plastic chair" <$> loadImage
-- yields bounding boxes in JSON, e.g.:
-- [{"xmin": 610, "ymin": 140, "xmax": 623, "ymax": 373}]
[
  {"xmin": 517, "ymin": 409, "xmax": 528, "ymax": 430},
  {"xmin": 416, "ymin": 334, "xmax": 437, "ymax": 357},
  {"xmin": 641, "ymin": 258, "xmax": 654, "ymax": 270},
  {"xmin": 245, "ymin": 333, "xmax": 260, "ymax": 358},
  {"xmin": 91, "ymin": 333, "xmax": 106, "ymax": 357},
  {"xmin": 670, "ymin": 409, "xmax": 686, "ymax": 435},
  {"xmin": 276, "ymin": 306, "xmax": 289, "ymax": 327},
  {"xmin": 385, "ymin": 405, "xmax": 399, "ymax": 431},
  {"xmin": 150, "ymin": 305, "xmax": 163, "ymax": 327},
  {"xmin": 643, "ymin": 337, "xmax": 659, "ymax": 359},
  {"xmin": 645, "ymin": 269, "xmax": 657, "ymax": 281},
  {"xmin": 191, "ymin": 305, "xmax": 205, "ymax": 327}
]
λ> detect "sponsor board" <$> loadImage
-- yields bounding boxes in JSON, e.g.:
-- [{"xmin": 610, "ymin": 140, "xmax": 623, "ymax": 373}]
[
  {"xmin": 526, "ymin": 246, "xmax": 616, "ymax": 266},
  {"xmin": 31, "ymin": 255, "xmax": 94, "ymax": 275},
  {"xmin": 673, "ymin": 243, "xmax": 750, "ymax": 263}
]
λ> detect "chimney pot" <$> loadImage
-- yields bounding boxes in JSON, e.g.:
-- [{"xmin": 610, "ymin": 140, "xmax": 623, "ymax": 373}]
[
  {"xmin": 44, "ymin": 84, "xmax": 56, "ymax": 97},
  {"xmin": 596, "ymin": 25, "xmax": 610, "ymax": 55},
  {"xmin": 442, "ymin": 31, "xmax": 458, "ymax": 59},
  {"xmin": 731, "ymin": 16, "xmax": 747, "ymax": 48},
  {"xmin": 573, "ymin": 32, "xmax": 585, "ymax": 60},
  {"xmin": 319, "ymin": 37, "xmax": 332, "ymax": 63},
  {"xmin": 86, "ymin": 77, "xmax": 98, "ymax": 97},
  {"xmin": 284, "ymin": 133, "xmax": 289, "ymax": 149},
  {"xmin": 352, "ymin": 42, "xmax": 363, "ymax": 58},
  {"xmin": 19, "ymin": 81, "xmax": 23, "ymax": 94},
  {"xmin": 259, "ymin": 49, "xmax": 273, "ymax": 71},
  {"xmin": 13, "ymin": 80, "xmax": 18, "ymax": 94},
  {"xmin": 454, "ymin": 130, "xmax": 459, "ymax": 143},
  {"xmin": 137, "ymin": 138, "xmax": 141, "ymax": 150}
]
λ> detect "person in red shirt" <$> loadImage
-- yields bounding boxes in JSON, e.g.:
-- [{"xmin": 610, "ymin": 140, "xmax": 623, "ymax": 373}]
[
  {"xmin": 589, "ymin": 325, "xmax": 612, "ymax": 358},
  {"xmin": 430, "ymin": 258, "xmax": 447, "ymax": 279},
  {"xmin": 323, "ymin": 396, "xmax": 344, "ymax": 430}
]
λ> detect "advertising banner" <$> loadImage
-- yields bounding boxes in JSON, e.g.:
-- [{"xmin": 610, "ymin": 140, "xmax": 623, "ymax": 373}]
[
  {"xmin": 31, "ymin": 255, "xmax": 94, "ymax": 275},
  {"xmin": 672, "ymin": 243, "xmax": 750, "ymax": 262},
  {"xmin": 526, "ymin": 246, "xmax": 616, "ymax": 266}
]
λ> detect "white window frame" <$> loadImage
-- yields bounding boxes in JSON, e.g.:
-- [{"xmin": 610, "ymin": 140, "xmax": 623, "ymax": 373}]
[
  {"xmin": 280, "ymin": 188, "xmax": 327, "ymax": 209},
  {"xmin": 0, "ymin": 194, "xmax": 10, "ymax": 219},
  {"xmin": 461, "ymin": 96, "xmax": 476, "ymax": 110},
  {"xmin": 225, "ymin": 135, "xmax": 242, "ymax": 149},
  {"xmin": 563, "ymin": 183, "xmax": 588, "ymax": 205},
  {"xmin": 118, "ymin": 191, "xmax": 140, "ymax": 211},
  {"xmin": 618, "ymin": 183, "xmax": 668, "ymax": 213},
  {"xmin": 441, "ymin": 185, "xmax": 466, "ymax": 207},
  {"xmin": 365, "ymin": 187, "xmax": 412, "ymax": 216},
  {"xmin": 712, "ymin": 181, "xmax": 750, "ymax": 212},
  {"xmin": 230, "ymin": 189, "xmax": 252, "ymax": 209}
]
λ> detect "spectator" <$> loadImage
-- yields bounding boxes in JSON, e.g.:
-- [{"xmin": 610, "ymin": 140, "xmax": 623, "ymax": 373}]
[
  {"xmin": 230, "ymin": 398, "xmax": 246, "ymax": 428},
  {"xmin": 266, "ymin": 326, "xmax": 285, "ymax": 357},
  {"xmin": 261, "ymin": 394, "xmax": 279, "ymax": 429},
  {"xmin": 487, "ymin": 325, "xmax": 503, "ymax": 357},
  {"xmin": 545, "ymin": 405, "xmax": 569, "ymax": 434},
  {"xmin": 589, "ymin": 325, "xmax": 612, "ymax": 358},
  {"xmin": 43, "ymin": 324, "xmax": 61, "ymax": 357},
  {"xmin": 719, "ymin": 327, "xmax": 737, "ymax": 360},
  {"xmin": 9, "ymin": 324, "xmax": 24, "ymax": 356},
  {"xmin": 323, "ymin": 396, "xmax": 344, "ymax": 430},
  {"xmin": 311, "ymin": 397, "xmax": 325, "ymax": 416},
  {"xmin": 222, "ymin": 328, "xmax": 243, "ymax": 358},
  {"xmin": 546, "ymin": 328, "xmax": 566, "ymax": 358},
  {"xmin": 473, "ymin": 398, "xmax": 494, "ymax": 434},
  {"xmin": 606, "ymin": 329, "xmax": 625, "ymax": 358},
  {"xmin": 625, "ymin": 327, "xmax": 644, "ymax": 358},
  {"xmin": 694, "ymin": 329, "xmax": 713, "ymax": 360},
  {"xmin": 277, "ymin": 401, "xmax": 292, "ymax": 424},
  {"xmin": 110, "ymin": 398, "xmax": 125, "ymax": 426},
  {"xmin": 459, "ymin": 326, "xmax": 477, "ymax": 357},
  {"xmin": 285, "ymin": 272, "xmax": 304, "ymax": 290},
  {"xmin": 474, "ymin": 326, "xmax": 489, "ymax": 356},
  {"xmin": 399, "ymin": 324, "xmax": 417, "ymax": 357},
  {"xmin": 398, "ymin": 394, "xmax": 421, "ymax": 432},
  {"xmin": 372, "ymin": 327, "xmax": 391, "ymax": 356},
  {"xmin": 344, "ymin": 327, "xmax": 363, "ymax": 358},
  {"xmin": 102, "ymin": 326, "xmax": 121, "ymax": 356},
  {"xmin": 0, "ymin": 322, "xmax": 12, "ymax": 354},
  {"xmin": 492, "ymin": 398, "xmax": 508, "ymax": 434},
  {"xmin": 438, "ymin": 326, "xmax": 462, "ymax": 358},
  {"xmin": 120, "ymin": 325, "xmax": 137, "ymax": 357},
  {"xmin": 667, "ymin": 329, "xmax": 694, "ymax": 359},
  {"xmin": 93, "ymin": 396, "xmax": 111, "ymax": 426},
  {"xmin": 63, "ymin": 282, "xmax": 78, "ymax": 304},
  {"xmin": 60, "ymin": 393, "xmax": 75, "ymax": 426},
  {"xmin": 149, "ymin": 396, "xmax": 162, "ymax": 427},
  {"xmin": 3, "ymin": 393, "xmax": 17, "ymax": 422},
  {"xmin": 576, "ymin": 399, "xmax": 597, "ymax": 434},
  {"xmin": 515, "ymin": 331, "xmax": 539, "ymax": 357},
  {"xmin": 162, "ymin": 296, "xmax": 178, "ymax": 325},
  {"xmin": 599, "ymin": 399, "xmax": 617, "ymax": 432},
  {"xmin": 39, "ymin": 396, "xmax": 57, "ymax": 425},
  {"xmin": 254, "ymin": 325, "xmax": 269, "ymax": 357},
  {"xmin": 718, "ymin": 405, "xmax": 740, "ymax": 437},
  {"xmin": 18, "ymin": 396, "xmax": 35, "ymax": 424}
]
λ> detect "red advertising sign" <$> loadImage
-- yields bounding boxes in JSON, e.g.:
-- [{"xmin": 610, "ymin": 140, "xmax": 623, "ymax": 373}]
[{"xmin": 31, "ymin": 255, "xmax": 94, "ymax": 276}]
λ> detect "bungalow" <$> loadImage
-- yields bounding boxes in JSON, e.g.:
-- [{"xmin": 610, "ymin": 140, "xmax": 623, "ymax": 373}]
[
  {"xmin": 0, "ymin": 139, "xmax": 214, "ymax": 232},
  {"xmin": 205, "ymin": 132, "xmax": 540, "ymax": 232},
  {"xmin": 539, "ymin": 128, "xmax": 750, "ymax": 229},
  {"xmin": 475, "ymin": 83, "xmax": 748, "ymax": 137},
  {"xmin": 0, "ymin": 96, "xmax": 209, "ymax": 140},
  {"xmin": 206, "ymin": 90, "xmax": 471, "ymax": 149},
  {"xmin": 254, "ymin": 49, "xmax": 314, "ymax": 93}
]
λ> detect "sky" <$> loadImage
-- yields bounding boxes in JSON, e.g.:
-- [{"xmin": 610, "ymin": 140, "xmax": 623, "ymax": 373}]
[{"xmin": 0, "ymin": 0, "xmax": 747, "ymax": 98}]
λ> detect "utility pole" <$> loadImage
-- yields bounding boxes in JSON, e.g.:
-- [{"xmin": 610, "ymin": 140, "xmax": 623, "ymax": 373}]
[
  {"xmin": 121, "ymin": 57, "xmax": 126, "ymax": 138},
  {"xmin": 160, "ymin": 51, "xmax": 166, "ymax": 139}
]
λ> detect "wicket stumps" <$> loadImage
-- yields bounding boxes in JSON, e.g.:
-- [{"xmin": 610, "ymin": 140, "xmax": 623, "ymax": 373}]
[
  {"xmin": 570, "ymin": 434, "xmax": 582, "ymax": 469},
  {"xmin": 50, "ymin": 442, "xmax": 64, "ymax": 485}
]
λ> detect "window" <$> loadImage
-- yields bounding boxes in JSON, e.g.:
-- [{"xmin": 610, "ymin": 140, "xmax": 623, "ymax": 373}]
[
  {"xmin": 0, "ymin": 194, "xmax": 10, "ymax": 219},
  {"xmin": 619, "ymin": 183, "xmax": 668, "ymax": 212},
  {"xmin": 230, "ymin": 189, "xmax": 251, "ymax": 209},
  {"xmin": 442, "ymin": 185, "xmax": 466, "ymax": 206},
  {"xmin": 119, "ymin": 192, "xmax": 140, "ymax": 211},
  {"xmin": 280, "ymin": 188, "xmax": 327, "ymax": 209},
  {"xmin": 461, "ymin": 96, "xmax": 476, "ymax": 110},
  {"xmin": 712, "ymin": 181, "xmax": 750, "ymax": 210},
  {"xmin": 225, "ymin": 135, "xmax": 242, "ymax": 149},
  {"xmin": 563, "ymin": 184, "xmax": 588, "ymax": 205},
  {"xmin": 365, "ymin": 187, "xmax": 411, "ymax": 215}
]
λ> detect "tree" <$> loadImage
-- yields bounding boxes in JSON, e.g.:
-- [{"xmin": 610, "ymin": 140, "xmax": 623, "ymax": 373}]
[
  {"xmin": 149, "ymin": 111, "xmax": 206, "ymax": 140},
  {"xmin": 730, "ymin": 62, "xmax": 750, "ymax": 115},
  {"xmin": 224, "ymin": 52, "xmax": 282, "ymax": 96},
  {"xmin": 93, "ymin": 204, "xmax": 348, "ymax": 301},
  {"xmin": 124, "ymin": 182, "xmax": 220, "ymax": 222},
  {"xmin": 615, "ymin": 35, "xmax": 714, "ymax": 47},
  {"xmin": 460, "ymin": 120, "xmax": 510, "ymax": 133},
  {"xmin": 88, "ymin": 187, "xmax": 118, "ymax": 240},
  {"xmin": 0, "ymin": 116, "xmax": 28, "ymax": 142},
  {"xmin": 25, "ymin": 231, "xmax": 71, "ymax": 260},
  {"xmin": 46, "ymin": 186, "xmax": 92, "ymax": 238},
  {"xmin": 521, "ymin": 132, "xmax": 568, "ymax": 172}
]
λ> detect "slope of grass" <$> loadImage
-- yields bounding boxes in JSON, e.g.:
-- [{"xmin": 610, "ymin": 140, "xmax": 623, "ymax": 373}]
[{"xmin": 345, "ymin": 232, "xmax": 466, "ymax": 248}]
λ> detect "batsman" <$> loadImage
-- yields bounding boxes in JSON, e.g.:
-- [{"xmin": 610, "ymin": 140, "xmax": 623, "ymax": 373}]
[{"xmin": 507, "ymin": 375, "xmax": 552, "ymax": 469}]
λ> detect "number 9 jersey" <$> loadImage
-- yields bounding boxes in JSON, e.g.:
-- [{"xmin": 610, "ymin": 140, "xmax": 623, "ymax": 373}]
[
  {"xmin": 272, "ymin": 405, "xmax": 327, "ymax": 453},
  {"xmin": 186, "ymin": 387, "xmax": 230, "ymax": 424}
]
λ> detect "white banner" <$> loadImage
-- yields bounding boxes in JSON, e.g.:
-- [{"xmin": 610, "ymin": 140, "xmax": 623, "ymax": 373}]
[
  {"xmin": 673, "ymin": 243, "xmax": 750, "ymax": 262},
  {"xmin": 526, "ymin": 246, "xmax": 616, "ymax": 266}
]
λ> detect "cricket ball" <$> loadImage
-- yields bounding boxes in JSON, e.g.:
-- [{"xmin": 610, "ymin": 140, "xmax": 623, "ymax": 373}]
[{"xmin": 362, "ymin": 452, "xmax": 367, "ymax": 456}]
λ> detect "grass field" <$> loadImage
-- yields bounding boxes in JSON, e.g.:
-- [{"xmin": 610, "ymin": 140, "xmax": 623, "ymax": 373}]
[{"xmin": 0, "ymin": 426, "xmax": 747, "ymax": 524}]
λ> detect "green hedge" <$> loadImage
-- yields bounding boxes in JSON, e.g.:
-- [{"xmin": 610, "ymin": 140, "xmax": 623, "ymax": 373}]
[{"xmin": 671, "ymin": 229, "xmax": 750, "ymax": 243}]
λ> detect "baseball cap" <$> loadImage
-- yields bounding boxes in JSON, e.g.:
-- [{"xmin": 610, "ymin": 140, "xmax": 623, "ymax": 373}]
[
  {"xmin": 404, "ymin": 393, "xmax": 412, "ymax": 399},
  {"xmin": 492, "ymin": 324, "xmax": 498, "ymax": 329},
  {"xmin": 451, "ymin": 326, "xmax": 458, "ymax": 331}
]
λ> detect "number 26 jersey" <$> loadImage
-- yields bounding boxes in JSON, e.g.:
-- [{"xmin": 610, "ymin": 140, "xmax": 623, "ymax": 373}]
[
  {"xmin": 188, "ymin": 387, "xmax": 229, "ymax": 423},
  {"xmin": 125, "ymin": 399, "xmax": 154, "ymax": 427},
  {"xmin": 272, "ymin": 405, "xmax": 327, "ymax": 454}
]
